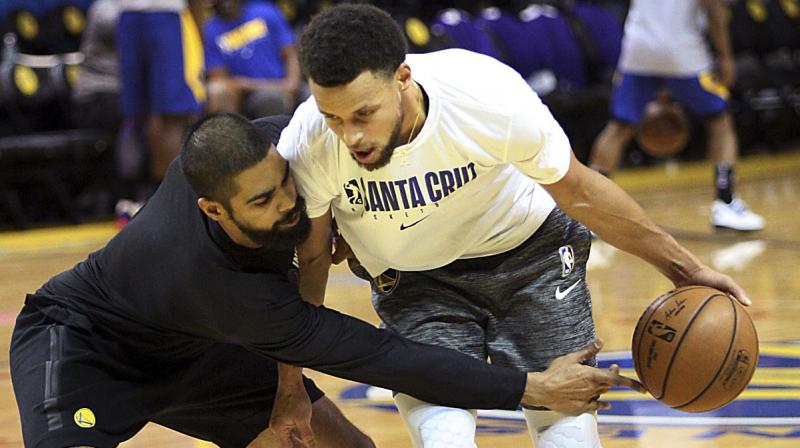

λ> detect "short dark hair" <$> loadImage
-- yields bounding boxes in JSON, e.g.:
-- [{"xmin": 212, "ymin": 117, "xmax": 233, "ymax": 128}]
[
  {"xmin": 299, "ymin": 4, "xmax": 408, "ymax": 87},
  {"xmin": 181, "ymin": 113, "xmax": 270, "ymax": 205}
]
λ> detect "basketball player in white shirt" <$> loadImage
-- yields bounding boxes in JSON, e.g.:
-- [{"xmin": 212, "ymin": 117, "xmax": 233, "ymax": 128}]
[
  {"xmin": 590, "ymin": 0, "xmax": 764, "ymax": 231},
  {"xmin": 277, "ymin": 4, "xmax": 752, "ymax": 447}
]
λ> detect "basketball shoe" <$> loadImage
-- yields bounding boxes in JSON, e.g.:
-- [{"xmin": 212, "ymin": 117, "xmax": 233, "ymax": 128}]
[{"xmin": 711, "ymin": 196, "xmax": 764, "ymax": 231}]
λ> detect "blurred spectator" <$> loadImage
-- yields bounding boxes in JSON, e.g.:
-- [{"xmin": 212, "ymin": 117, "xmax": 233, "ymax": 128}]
[
  {"xmin": 204, "ymin": 0, "xmax": 303, "ymax": 118},
  {"xmin": 589, "ymin": 0, "xmax": 765, "ymax": 231},
  {"xmin": 71, "ymin": 0, "xmax": 143, "ymax": 223},
  {"xmin": 117, "ymin": 0, "xmax": 206, "ymax": 190}
]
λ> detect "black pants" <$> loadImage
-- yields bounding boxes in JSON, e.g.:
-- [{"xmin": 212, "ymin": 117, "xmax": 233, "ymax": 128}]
[{"xmin": 10, "ymin": 303, "xmax": 324, "ymax": 448}]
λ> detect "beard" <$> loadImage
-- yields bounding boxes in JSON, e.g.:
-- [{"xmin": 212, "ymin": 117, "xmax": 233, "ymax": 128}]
[
  {"xmin": 349, "ymin": 108, "xmax": 405, "ymax": 172},
  {"xmin": 231, "ymin": 196, "xmax": 311, "ymax": 251}
]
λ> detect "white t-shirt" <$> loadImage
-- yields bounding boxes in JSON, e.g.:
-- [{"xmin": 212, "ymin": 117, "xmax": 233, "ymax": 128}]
[
  {"xmin": 619, "ymin": 0, "xmax": 713, "ymax": 76},
  {"xmin": 278, "ymin": 49, "xmax": 572, "ymax": 276}
]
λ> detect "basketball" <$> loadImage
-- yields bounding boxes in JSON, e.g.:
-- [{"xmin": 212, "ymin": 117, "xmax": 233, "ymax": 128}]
[
  {"xmin": 631, "ymin": 286, "xmax": 758, "ymax": 413},
  {"xmin": 635, "ymin": 100, "xmax": 691, "ymax": 158}
]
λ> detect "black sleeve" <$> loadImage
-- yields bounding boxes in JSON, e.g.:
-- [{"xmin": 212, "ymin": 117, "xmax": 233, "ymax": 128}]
[
  {"xmin": 252, "ymin": 115, "xmax": 292, "ymax": 146},
  {"xmin": 222, "ymin": 281, "xmax": 526, "ymax": 411}
]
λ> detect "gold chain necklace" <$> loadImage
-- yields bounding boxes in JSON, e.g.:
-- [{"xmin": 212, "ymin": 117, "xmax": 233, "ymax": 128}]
[{"xmin": 407, "ymin": 81, "xmax": 424, "ymax": 145}]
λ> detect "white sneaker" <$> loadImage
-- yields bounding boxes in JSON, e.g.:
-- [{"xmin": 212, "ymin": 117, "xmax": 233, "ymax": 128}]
[
  {"xmin": 711, "ymin": 196, "xmax": 765, "ymax": 231},
  {"xmin": 114, "ymin": 199, "xmax": 143, "ymax": 228}
]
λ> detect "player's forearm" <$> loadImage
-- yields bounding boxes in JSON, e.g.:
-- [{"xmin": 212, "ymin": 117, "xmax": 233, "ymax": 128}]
[
  {"xmin": 298, "ymin": 252, "xmax": 331, "ymax": 305},
  {"xmin": 278, "ymin": 362, "xmax": 306, "ymax": 389},
  {"xmin": 260, "ymin": 303, "xmax": 527, "ymax": 410},
  {"xmin": 297, "ymin": 211, "xmax": 334, "ymax": 305},
  {"xmin": 545, "ymin": 157, "xmax": 705, "ymax": 285},
  {"xmin": 702, "ymin": 0, "xmax": 733, "ymax": 59},
  {"xmin": 187, "ymin": 0, "xmax": 205, "ymax": 31}
]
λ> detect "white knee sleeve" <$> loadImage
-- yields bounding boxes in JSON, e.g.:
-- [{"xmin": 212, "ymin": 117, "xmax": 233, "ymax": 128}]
[
  {"xmin": 523, "ymin": 409, "xmax": 601, "ymax": 448},
  {"xmin": 394, "ymin": 393, "xmax": 478, "ymax": 448}
]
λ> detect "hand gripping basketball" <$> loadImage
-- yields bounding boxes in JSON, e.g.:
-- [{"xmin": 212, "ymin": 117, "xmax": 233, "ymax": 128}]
[
  {"xmin": 673, "ymin": 264, "xmax": 751, "ymax": 306},
  {"xmin": 632, "ymin": 286, "xmax": 758, "ymax": 412},
  {"xmin": 521, "ymin": 338, "xmax": 647, "ymax": 414}
]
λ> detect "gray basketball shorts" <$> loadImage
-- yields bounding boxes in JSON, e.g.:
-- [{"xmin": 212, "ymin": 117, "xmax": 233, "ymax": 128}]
[{"xmin": 363, "ymin": 207, "xmax": 595, "ymax": 372}]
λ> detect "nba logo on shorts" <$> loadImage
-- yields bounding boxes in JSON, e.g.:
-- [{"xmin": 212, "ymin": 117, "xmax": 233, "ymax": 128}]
[{"xmin": 558, "ymin": 245, "xmax": 574, "ymax": 277}]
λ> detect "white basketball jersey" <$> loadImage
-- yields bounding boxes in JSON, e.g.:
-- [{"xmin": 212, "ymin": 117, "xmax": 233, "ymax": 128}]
[
  {"xmin": 278, "ymin": 50, "xmax": 572, "ymax": 276},
  {"xmin": 619, "ymin": 0, "xmax": 714, "ymax": 76}
]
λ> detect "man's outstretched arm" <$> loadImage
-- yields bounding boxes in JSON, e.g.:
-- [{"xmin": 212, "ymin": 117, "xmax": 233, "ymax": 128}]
[{"xmin": 232, "ymin": 281, "xmax": 643, "ymax": 413}]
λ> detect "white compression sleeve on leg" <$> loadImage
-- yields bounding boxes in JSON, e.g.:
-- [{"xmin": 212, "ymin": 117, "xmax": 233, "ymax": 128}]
[
  {"xmin": 394, "ymin": 393, "xmax": 478, "ymax": 448},
  {"xmin": 523, "ymin": 409, "xmax": 601, "ymax": 448}
]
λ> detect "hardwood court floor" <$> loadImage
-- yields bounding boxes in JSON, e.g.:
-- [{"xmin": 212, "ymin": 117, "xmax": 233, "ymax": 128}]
[{"xmin": 0, "ymin": 151, "xmax": 798, "ymax": 447}]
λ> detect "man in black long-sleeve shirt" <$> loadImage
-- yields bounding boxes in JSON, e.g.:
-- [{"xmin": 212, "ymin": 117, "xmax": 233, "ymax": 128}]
[{"xmin": 10, "ymin": 114, "xmax": 641, "ymax": 448}]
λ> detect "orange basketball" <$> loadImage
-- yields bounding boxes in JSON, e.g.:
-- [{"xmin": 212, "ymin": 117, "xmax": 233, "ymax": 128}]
[
  {"xmin": 631, "ymin": 286, "xmax": 758, "ymax": 413},
  {"xmin": 635, "ymin": 100, "xmax": 691, "ymax": 158}
]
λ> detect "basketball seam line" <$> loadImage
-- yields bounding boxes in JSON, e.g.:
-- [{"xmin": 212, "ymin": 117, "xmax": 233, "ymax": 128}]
[
  {"xmin": 731, "ymin": 312, "xmax": 759, "ymax": 398},
  {"xmin": 676, "ymin": 300, "xmax": 757, "ymax": 410},
  {"xmin": 634, "ymin": 289, "xmax": 680, "ymax": 383},
  {"xmin": 656, "ymin": 293, "xmax": 722, "ymax": 401},
  {"xmin": 634, "ymin": 287, "xmax": 697, "ymax": 388},
  {"xmin": 670, "ymin": 294, "xmax": 733, "ymax": 407}
]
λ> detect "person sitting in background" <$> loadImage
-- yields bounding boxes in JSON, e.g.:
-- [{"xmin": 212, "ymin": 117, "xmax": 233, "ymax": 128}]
[{"xmin": 204, "ymin": 0, "xmax": 304, "ymax": 118}]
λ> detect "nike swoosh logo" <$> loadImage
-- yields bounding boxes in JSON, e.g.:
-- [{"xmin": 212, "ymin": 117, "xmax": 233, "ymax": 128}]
[
  {"xmin": 399, "ymin": 215, "xmax": 429, "ymax": 231},
  {"xmin": 555, "ymin": 279, "xmax": 582, "ymax": 300}
]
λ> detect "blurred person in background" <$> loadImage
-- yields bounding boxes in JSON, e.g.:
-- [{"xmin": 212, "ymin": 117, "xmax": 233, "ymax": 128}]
[
  {"xmin": 589, "ymin": 0, "xmax": 764, "ymax": 232},
  {"xmin": 116, "ymin": 0, "xmax": 206, "ymax": 218},
  {"xmin": 204, "ymin": 0, "xmax": 304, "ymax": 118},
  {"xmin": 72, "ymin": 0, "xmax": 148, "ymax": 220}
]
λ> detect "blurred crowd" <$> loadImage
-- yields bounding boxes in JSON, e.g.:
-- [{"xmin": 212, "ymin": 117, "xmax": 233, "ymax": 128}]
[{"xmin": 0, "ymin": 0, "xmax": 798, "ymax": 228}]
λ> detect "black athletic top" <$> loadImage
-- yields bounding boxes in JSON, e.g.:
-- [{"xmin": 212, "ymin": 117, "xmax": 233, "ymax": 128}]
[{"xmin": 27, "ymin": 116, "xmax": 526, "ymax": 411}]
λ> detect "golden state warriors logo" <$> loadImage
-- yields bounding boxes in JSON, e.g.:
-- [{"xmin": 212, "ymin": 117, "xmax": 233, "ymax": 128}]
[
  {"xmin": 374, "ymin": 269, "xmax": 399, "ymax": 295},
  {"xmin": 74, "ymin": 407, "xmax": 96, "ymax": 428},
  {"xmin": 340, "ymin": 341, "xmax": 800, "ymax": 442}
]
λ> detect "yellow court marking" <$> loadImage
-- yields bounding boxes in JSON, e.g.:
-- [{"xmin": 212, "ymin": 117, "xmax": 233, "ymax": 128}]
[
  {"xmin": 606, "ymin": 364, "xmax": 800, "ymax": 399},
  {"xmin": 612, "ymin": 150, "xmax": 800, "ymax": 192},
  {"xmin": 760, "ymin": 343, "xmax": 800, "ymax": 358},
  {"xmin": 603, "ymin": 389, "xmax": 800, "ymax": 401},
  {"xmin": 0, "ymin": 222, "xmax": 117, "ymax": 254}
]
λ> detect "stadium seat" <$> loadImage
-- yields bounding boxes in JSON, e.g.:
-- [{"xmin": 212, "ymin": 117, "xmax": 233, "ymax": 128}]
[
  {"xmin": 429, "ymin": 8, "xmax": 507, "ymax": 62},
  {"xmin": 0, "ymin": 51, "xmax": 113, "ymax": 228}
]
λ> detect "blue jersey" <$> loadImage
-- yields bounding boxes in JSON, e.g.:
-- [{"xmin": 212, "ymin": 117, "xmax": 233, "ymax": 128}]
[{"xmin": 204, "ymin": 1, "xmax": 294, "ymax": 79}]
